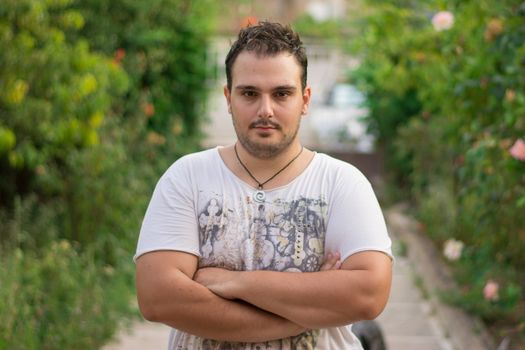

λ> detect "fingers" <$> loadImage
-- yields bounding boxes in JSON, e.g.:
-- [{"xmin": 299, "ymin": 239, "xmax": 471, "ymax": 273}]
[
  {"xmin": 320, "ymin": 251, "xmax": 341, "ymax": 271},
  {"xmin": 333, "ymin": 259, "xmax": 342, "ymax": 270}
]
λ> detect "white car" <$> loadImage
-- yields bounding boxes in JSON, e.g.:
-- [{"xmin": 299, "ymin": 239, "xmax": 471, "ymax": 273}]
[{"xmin": 309, "ymin": 83, "xmax": 375, "ymax": 153}]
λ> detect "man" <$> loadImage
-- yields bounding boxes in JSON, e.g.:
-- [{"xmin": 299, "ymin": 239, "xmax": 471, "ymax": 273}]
[{"xmin": 135, "ymin": 21, "xmax": 393, "ymax": 349}]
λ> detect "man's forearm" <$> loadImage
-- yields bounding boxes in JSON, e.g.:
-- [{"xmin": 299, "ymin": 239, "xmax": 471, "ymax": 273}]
[
  {"xmin": 195, "ymin": 252, "xmax": 392, "ymax": 329},
  {"xmin": 232, "ymin": 269, "xmax": 378, "ymax": 328},
  {"xmin": 137, "ymin": 258, "xmax": 305, "ymax": 342},
  {"xmin": 157, "ymin": 279, "xmax": 305, "ymax": 342}
]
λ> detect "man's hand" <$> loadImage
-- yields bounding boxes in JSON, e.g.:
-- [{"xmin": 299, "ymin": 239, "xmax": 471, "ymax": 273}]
[
  {"xmin": 320, "ymin": 251, "xmax": 342, "ymax": 271},
  {"xmin": 193, "ymin": 267, "xmax": 238, "ymax": 300},
  {"xmin": 194, "ymin": 252, "xmax": 343, "ymax": 299}
]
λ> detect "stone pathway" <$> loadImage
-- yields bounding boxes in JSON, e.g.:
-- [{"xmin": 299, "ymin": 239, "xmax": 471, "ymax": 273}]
[
  {"xmin": 375, "ymin": 251, "xmax": 453, "ymax": 350},
  {"xmin": 384, "ymin": 207, "xmax": 495, "ymax": 350},
  {"xmin": 103, "ymin": 322, "xmax": 170, "ymax": 350}
]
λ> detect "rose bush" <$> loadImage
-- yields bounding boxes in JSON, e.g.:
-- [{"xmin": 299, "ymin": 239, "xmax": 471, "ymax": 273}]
[{"xmin": 349, "ymin": 0, "xmax": 525, "ymax": 345}]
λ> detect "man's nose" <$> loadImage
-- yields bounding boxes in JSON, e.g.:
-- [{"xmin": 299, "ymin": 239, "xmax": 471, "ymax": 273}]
[{"xmin": 257, "ymin": 94, "xmax": 274, "ymax": 119}]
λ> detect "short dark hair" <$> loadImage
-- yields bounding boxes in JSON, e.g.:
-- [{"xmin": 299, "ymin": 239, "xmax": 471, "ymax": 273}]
[{"xmin": 225, "ymin": 21, "xmax": 308, "ymax": 91}]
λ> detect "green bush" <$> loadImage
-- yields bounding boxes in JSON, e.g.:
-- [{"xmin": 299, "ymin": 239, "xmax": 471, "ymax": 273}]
[
  {"xmin": 292, "ymin": 14, "xmax": 347, "ymax": 45},
  {"xmin": 0, "ymin": 188, "xmax": 138, "ymax": 350},
  {"xmin": 347, "ymin": 2, "xmax": 428, "ymax": 185},
  {"xmin": 74, "ymin": 0, "xmax": 216, "ymax": 161},
  {"xmin": 0, "ymin": 0, "xmax": 145, "ymax": 256},
  {"xmin": 0, "ymin": 240, "xmax": 135, "ymax": 350},
  {"xmin": 350, "ymin": 0, "xmax": 525, "ymax": 343},
  {"xmin": 0, "ymin": 0, "xmax": 128, "ymax": 204},
  {"xmin": 0, "ymin": 0, "xmax": 216, "ymax": 348}
]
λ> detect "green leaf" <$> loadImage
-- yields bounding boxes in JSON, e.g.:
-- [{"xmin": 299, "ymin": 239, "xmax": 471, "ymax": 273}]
[{"xmin": 0, "ymin": 127, "xmax": 16, "ymax": 154}]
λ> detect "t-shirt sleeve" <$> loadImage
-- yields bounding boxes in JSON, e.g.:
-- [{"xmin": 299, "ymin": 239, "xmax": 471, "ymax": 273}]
[
  {"xmin": 324, "ymin": 172, "xmax": 393, "ymax": 262},
  {"xmin": 134, "ymin": 160, "xmax": 200, "ymax": 261}
]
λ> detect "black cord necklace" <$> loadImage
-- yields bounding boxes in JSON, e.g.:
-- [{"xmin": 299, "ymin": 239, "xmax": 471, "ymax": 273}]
[{"xmin": 234, "ymin": 143, "xmax": 304, "ymax": 203}]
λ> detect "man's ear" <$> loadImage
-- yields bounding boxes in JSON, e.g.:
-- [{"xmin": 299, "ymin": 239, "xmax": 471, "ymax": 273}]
[
  {"xmin": 302, "ymin": 86, "xmax": 312, "ymax": 115},
  {"xmin": 224, "ymin": 85, "xmax": 232, "ymax": 114}
]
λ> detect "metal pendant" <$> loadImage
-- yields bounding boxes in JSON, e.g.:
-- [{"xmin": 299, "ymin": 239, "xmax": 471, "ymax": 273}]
[{"xmin": 253, "ymin": 190, "xmax": 266, "ymax": 203}]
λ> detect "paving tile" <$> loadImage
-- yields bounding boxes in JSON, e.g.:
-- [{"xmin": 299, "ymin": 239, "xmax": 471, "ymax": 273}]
[
  {"xmin": 103, "ymin": 322, "xmax": 170, "ymax": 350},
  {"xmin": 383, "ymin": 336, "xmax": 447, "ymax": 350},
  {"xmin": 388, "ymin": 274, "xmax": 425, "ymax": 303},
  {"xmin": 377, "ymin": 302, "xmax": 436, "ymax": 336},
  {"xmin": 392, "ymin": 257, "xmax": 412, "ymax": 274}
]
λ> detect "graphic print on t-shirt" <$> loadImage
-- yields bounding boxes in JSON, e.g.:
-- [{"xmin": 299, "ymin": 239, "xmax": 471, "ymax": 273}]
[
  {"xmin": 198, "ymin": 196, "xmax": 328, "ymax": 272},
  {"xmin": 194, "ymin": 195, "xmax": 328, "ymax": 349}
]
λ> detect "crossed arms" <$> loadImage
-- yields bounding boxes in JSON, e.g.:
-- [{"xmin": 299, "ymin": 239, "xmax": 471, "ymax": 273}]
[{"xmin": 135, "ymin": 249, "xmax": 392, "ymax": 342}]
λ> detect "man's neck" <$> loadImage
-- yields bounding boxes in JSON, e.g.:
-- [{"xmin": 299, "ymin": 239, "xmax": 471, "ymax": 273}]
[
  {"xmin": 218, "ymin": 141, "xmax": 313, "ymax": 191},
  {"xmin": 235, "ymin": 142, "xmax": 304, "ymax": 173}
]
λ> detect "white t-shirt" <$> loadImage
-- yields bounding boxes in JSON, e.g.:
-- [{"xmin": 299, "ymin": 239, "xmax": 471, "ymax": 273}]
[{"xmin": 136, "ymin": 147, "xmax": 393, "ymax": 350}]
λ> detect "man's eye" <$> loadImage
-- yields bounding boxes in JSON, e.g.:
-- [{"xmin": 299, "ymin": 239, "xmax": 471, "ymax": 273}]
[
  {"xmin": 243, "ymin": 91, "xmax": 257, "ymax": 97},
  {"xmin": 275, "ymin": 91, "xmax": 291, "ymax": 98}
]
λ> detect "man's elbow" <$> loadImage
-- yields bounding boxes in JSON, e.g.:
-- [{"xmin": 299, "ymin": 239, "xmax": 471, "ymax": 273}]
[
  {"xmin": 356, "ymin": 283, "xmax": 391, "ymax": 321},
  {"xmin": 342, "ymin": 283, "xmax": 391, "ymax": 322},
  {"xmin": 335, "ymin": 296, "xmax": 386, "ymax": 324},
  {"xmin": 359, "ymin": 296, "xmax": 388, "ymax": 320},
  {"xmin": 136, "ymin": 285, "xmax": 175, "ymax": 323},
  {"xmin": 137, "ymin": 295, "xmax": 162, "ymax": 322}
]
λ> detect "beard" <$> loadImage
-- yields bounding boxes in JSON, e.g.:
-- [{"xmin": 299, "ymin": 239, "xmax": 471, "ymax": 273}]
[{"xmin": 232, "ymin": 115, "xmax": 302, "ymax": 159}]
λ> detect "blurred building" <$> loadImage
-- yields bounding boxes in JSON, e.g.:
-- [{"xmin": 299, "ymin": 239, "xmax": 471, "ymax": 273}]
[{"xmin": 216, "ymin": 0, "xmax": 348, "ymax": 34}]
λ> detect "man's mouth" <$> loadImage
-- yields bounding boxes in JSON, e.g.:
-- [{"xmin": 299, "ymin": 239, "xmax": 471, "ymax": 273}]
[{"xmin": 251, "ymin": 122, "xmax": 280, "ymax": 130}]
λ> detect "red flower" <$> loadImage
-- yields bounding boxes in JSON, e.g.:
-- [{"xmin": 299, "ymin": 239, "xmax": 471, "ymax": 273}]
[
  {"xmin": 114, "ymin": 48, "xmax": 126, "ymax": 64},
  {"xmin": 240, "ymin": 16, "xmax": 258, "ymax": 28},
  {"xmin": 142, "ymin": 103, "xmax": 155, "ymax": 117}
]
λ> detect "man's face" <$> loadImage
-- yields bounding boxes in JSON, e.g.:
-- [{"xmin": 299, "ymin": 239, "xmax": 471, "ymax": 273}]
[{"xmin": 225, "ymin": 51, "xmax": 311, "ymax": 159}]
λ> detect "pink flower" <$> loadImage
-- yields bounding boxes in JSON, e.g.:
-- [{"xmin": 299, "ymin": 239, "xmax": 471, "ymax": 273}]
[
  {"xmin": 509, "ymin": 139, "xmax": 525, "ymax": 161},
  {"xmin": 443, "ymin": 239, "xmax": 464, "ymax": 261},
  {"xmin": 432, "ymin": 11, "xmax": 454, "ymax": 31},
  {"xmin": 483, "ymin": 280, "xmax": 499, "ymax": 301}
]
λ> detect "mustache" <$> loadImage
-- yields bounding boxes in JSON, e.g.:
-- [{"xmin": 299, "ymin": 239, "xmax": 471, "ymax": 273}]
[{"xmin": 250, "ymin": 120, "xmax": 281, "ymax": 129}]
